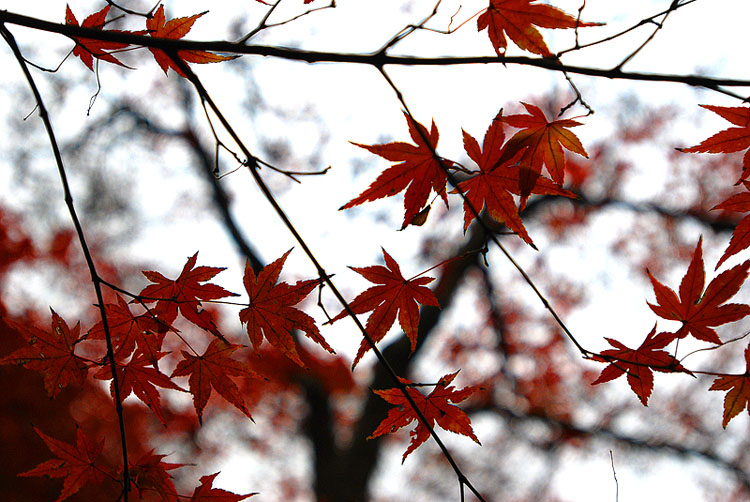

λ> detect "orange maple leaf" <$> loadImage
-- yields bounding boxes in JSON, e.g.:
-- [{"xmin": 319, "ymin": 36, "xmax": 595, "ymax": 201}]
[
  {"xmin": 454, "ymin": 111, "xmax": 576, "ymax": 246},
  {"xmin": 19, "ymin": 427, "xmax": 106, "ymax": 502},
  {"xmin": 369, "ymin": 371, "xmax": 480, "ymax": 462},
  {"xmin": 647, "ymin": 237, "xmax": 750, "ymax": 344},
  {"xmin": 712, "ymin": 183, "xmax": 750, "ymax": 269},
  {"xmin": 146, "ymin": 4, "xmax": 238, "ymax": 77},
  {"xmin": 191, "ymin": 472, "xmax": 257, "ymax": 501},
  {"xmin": 328, "ymin": 248, "xmax": 439, "ymax": 368},
  {"xmin": 65, "ymin": 4, "xmax": 131, "ymax": 71},
  {"xmin": 139, "ymin": 252, "xmax": 238, "ymax": 339},
  {"xmin": 171, "ymin": 339, "xmax": 262, "ymax": 423},
  {"xmin": 94, "ymin": 352, "xmax": 186, "ymax": 425},
  {"xmin": 679, "ymin": 105, "xmax": 750, "ymax": 183},
  {"xmin": 710, "ymin": 343, "xmax": 750, "ymax": 428},
  {"xmin": 501, "ymin": 102, "xmax": 588, "ymax": 206},
  {"xmin": 591, "ymin": 326, "xmax": 689, "ymax": 406},
  {"xmin": 239, "ymin": 250, "xmax": 334, "ymax": 367},
  {"xmin": 477, "ymin": 0, "xmax": 601, "ymax": 57},
  {"xmin": 342, "ymin": 112, "xmax": 451, "ymax": 229},
  {"xmin": 128, "ymin": 451, "xmax": 184, "ymax": 502},
  {"xmin": 0, "ymin": 310, "xmax": 88, "ymax": 398}
]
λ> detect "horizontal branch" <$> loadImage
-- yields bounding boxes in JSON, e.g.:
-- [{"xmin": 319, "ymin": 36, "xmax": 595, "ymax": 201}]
[
  {"xmin": 524, "ymin": 192, "xmax": 738, "ymax": 235},
  {"xmin": 480, "ymin": 403, "xmax": 750, "ymax": 492},
  {"xmin": 2, "ymin": 10, "xmax": 750, "ymax": 93}
]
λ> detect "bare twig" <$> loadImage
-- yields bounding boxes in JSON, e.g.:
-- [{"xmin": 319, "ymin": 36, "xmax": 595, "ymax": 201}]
[
  {"xmin": 238, "ymin": 0, "xmax": 336, "ymax": 43},
  {"xmin": 558, "ymin": 0, "xmax": 698, "ymax": 56},
  {"xmin": 610, "ymin": 451, "xmax": 619, "ymax": 502},
  {"xmin": 613, "ymin": 0, "xmax": 681, "ymax": 71}
]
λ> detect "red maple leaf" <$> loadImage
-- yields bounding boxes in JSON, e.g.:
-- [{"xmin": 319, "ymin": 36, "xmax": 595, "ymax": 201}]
[
  {"xmin": 87, "ymin": 295, "xmax": 168, "ymax": 367},
  {"xmin": 679, "ymin": 105, "xmax": 750, "ymax": 183},
  {"xmin": 94, "ymin": 352, "xmax": 186, "ymax": 425},
  {"xmin": 328, "ymin": 248, "xmax": 440, "ymax": 368},
  {"xmin": 0, "ymin": 310, "xmax": 88, "ymax": 398},
  {"xmin": 591, "ymin": 326, "xmax": 689, "ymax": 406},
  {"xmin": 191, "ymin": 472, "xmax": 257, "ymax": 501},
  {"xmin": 146, "ymin": 4, "xmax": 238, "ymax": 77},
  {"xmin": 454, "ymin": 111, "xmax": 576, "ymax": 245},
  {"xmin": 172, "ymin": 339, "xmax": 262, "ymax": 423},
  {"xmin": 65, "ymin": 4, "xmax": 131, "ymax": 71},
  {"xmin": 710, "ymin": 343, "xmax": 750, "ymax": 428},
  {"xmin": 128, "ymin": 451, "xmax": 184, "ymax": 502},
  {"xmin": 477, "ymin": 0, "xmax": 601, "ymax": 57},
  {"xmin": 369, "ymin": 371, "xmax": 480, "ymax": 462},
  {"xmin": 139, "ymin": 252, "xmax": 238, "ymax": 339},
  {"xmin": 239, "ymin": 250, "xmax": 333, "ymax": 367},
  {"xmin": 712, "ymin": 183, "xmax": 750, "ymax": 269},
  {"xmin": 647, "ymin": 237, "xmax": 750, "ymax": 344},
  {"xmin": 342, "ymin": 112, "xmax": 451, "ymax": 229},
  {"xmin": 19, "ymin": 427, "xmax": 106, "ymax": 502},
  {"xmin": 501, "ymin": 102, "xmax": 588, "ymax": 204}
]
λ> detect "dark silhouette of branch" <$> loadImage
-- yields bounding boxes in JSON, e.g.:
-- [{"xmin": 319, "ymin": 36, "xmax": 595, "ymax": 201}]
[
  {"xmin": 0, "ymin": 23, "xmax": 131, "ymax": 502},
  {"xmin": 166, "ymin": 50, "xmax": 487, "ymax": 501},
  {"xmin": 1, "ymin": 9, "xmax": 749, "ymax": 100}
]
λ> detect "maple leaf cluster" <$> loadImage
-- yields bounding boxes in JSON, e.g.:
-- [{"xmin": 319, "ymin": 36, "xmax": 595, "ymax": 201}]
[
  {"xmin": 342, "ymin": 105, "xmax": 585, "ymax": 246},
  {"xmin": 592, "ymin": 237, "xmax": 750, "ymax": 424},
  {"xmin": 0, "ymin": 252, "xmax": 283, "ymax": 499},
  {"xmin": 65, "ymin": 4, "xmax": 236, "ymax": 76},
  {"xmin": 0, "ymin": 240, "xmax": 482, "ymax": 497}
]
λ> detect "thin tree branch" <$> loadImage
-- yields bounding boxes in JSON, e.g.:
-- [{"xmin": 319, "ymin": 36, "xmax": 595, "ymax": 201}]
[
  {"xmin": 1, "ymin": 9, "xmax": 749, "ymax": 100},
  {"xmin": 0, "ymin": 23, "xmax": 131, "ymax": 501},
  {"xmin": 164, "ymin": 50, "xmax": 487, "ymax": 502},
  {"xmin": 377, "ymin": 67, "xmax": 592, "ymax": 362}
]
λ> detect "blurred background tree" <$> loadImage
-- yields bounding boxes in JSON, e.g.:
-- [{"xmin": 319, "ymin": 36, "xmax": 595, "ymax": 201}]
[{"xmin": 1, "ymin": 1, "xmax": 750, "ymax": 501}]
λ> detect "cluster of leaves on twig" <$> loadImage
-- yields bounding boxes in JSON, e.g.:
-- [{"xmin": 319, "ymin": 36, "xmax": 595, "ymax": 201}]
[{"xmin": 3, "ymin": 0, "xmax": 750, "ymax": 500}]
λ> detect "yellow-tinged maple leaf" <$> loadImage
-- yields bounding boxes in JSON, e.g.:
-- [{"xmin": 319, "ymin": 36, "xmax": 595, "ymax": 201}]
[
  {"xmin": 501, "ymin": 102, "xmax": 588, "ymax": 206},
  {"xmin": 477, "ymin": 0, "xmax": 602, "ymax": 57},
  {"xmin": 454, "ymin": 110, "xmax": 576, "ymax": 246},
  {"xmin": 710, "ymin": 343, "xmax": 750, "ymax": 427},
  {"xmin": 146, "ymin": 4, "xmax": 238, "ymax": 77}
]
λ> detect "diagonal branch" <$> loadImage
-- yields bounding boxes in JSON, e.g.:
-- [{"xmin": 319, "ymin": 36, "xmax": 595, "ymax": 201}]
[{"xmin": 164, "ymin": 50, "xmax": 488, "ymax": 502}]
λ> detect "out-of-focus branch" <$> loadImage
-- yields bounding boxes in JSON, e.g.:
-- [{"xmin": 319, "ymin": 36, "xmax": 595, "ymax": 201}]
[
  {"xmin": 523, "ymin": 191, "xmax": 738, "ymax": 235},
  {"xmin": 474, "ymin": 402, "xmax": 750, "ymax": 492}
]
